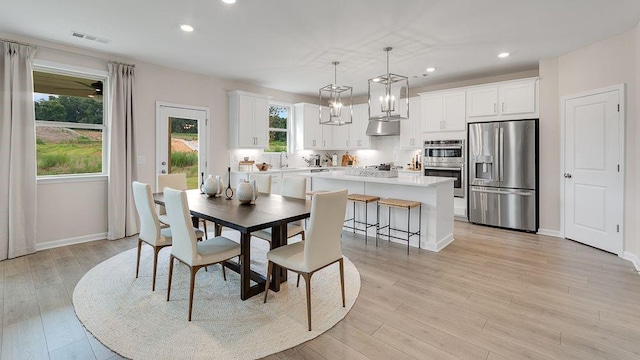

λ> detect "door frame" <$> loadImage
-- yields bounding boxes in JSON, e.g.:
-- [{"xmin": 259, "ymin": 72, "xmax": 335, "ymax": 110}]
[
  {"xmin": 155, "ymin": 101, "xmax": 210, "ymax": 188},
  {"xmin": 559, "ymin": 84, "xmax": 625, "ymax": 254}
]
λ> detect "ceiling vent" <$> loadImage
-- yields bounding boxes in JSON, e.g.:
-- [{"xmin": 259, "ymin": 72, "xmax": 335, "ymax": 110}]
[{"xmin": 71, "ymin": 31, "xmax": 111, "ymax": 44}]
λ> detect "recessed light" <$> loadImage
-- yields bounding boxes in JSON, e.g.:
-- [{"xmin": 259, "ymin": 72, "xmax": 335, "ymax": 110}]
[
  {"xmin": 498, "ymin": 52, "xmax": 510, "ymax": 58},
  {"xmin": 372, "ymin": 78, "xmax": 381, "ymax": 82},
  {"xmin": 426, "ymin": 67, "xmax": 436, "ymax": 72},
  {"xmin": 180, "ymin": 24, "xmax": 194, "ymax": 32},
  {"xmin": 222, "ymin": 0, "xmax": 236, "ymax": 4}
]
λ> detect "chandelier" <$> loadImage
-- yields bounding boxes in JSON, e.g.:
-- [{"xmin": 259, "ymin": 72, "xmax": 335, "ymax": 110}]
[
  {"xmin": 319, "ymin": 61, "xmax": 353, "ymax": 126},
  {"xmin": 368, "ymin": 47, "xmax": 409, "ymax": 121}
]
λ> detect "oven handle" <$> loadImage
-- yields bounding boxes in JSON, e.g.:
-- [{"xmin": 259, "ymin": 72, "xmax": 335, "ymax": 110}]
[
  {"xmin": 424, "ymin": 146, "xmax": 463, "ymax": 150},
  {"xmin": 424, "ymin": 167, "xmax": 463, "ymax": 171}
]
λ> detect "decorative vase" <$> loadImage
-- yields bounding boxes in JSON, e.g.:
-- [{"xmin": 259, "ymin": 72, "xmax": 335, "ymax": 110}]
[
  {"xmin": 236, "ymin": 179, "xmax": 258, "ymax": 204},
  {"xmin": 203, "ymin": 175, "xmax": 224, "ymax": 197}
]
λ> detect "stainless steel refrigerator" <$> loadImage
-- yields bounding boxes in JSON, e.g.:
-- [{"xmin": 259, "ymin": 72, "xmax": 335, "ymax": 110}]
[{"xmin": 467, "ymin": 119, "xmax": 538, "ymax": 232}]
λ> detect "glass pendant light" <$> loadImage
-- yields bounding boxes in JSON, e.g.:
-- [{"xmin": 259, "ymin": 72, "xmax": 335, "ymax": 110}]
[
  {"xmin": 319, "ymin": 61, "xmax": 353, "ymax": 126},
  {"xmin": 368, "ymin": 47, "xmax": 409, "ymax": 121}
]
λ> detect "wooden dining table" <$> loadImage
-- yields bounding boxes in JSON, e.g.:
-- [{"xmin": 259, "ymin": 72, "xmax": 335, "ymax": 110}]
[{"xmin": 153, "ymin": 189, "xmax": 311, "ymax": 300}]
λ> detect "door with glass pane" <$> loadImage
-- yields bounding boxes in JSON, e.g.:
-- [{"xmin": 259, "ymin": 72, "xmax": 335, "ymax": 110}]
[{"xmin": 156, "ymin": 103, "xmax": 209, "ymax": 190}]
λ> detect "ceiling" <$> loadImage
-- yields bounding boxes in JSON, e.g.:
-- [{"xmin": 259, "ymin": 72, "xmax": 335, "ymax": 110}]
[{"xmin": 2, "ymin": 0, "xmax": 640, "ymax": 96}]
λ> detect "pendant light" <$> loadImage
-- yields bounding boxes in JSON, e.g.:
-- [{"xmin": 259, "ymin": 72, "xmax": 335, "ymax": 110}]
[
  {"xmin": 368, "ymin": 47, "xmax": 409, "ymax": 121},
  {"xmin": 319, "ymin": 61, "xmax": 353, "ymax": 126}
]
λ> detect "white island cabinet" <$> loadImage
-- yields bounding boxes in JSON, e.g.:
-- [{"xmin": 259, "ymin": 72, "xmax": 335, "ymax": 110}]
[{"xmin": 308, "ymin": 171, "xmax": 455, "ymax": 252}]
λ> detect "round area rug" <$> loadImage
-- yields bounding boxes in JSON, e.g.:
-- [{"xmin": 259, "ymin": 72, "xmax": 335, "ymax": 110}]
[{"xmin": 73, "ymin": 233, "xmax": 361, "ymax": 360}]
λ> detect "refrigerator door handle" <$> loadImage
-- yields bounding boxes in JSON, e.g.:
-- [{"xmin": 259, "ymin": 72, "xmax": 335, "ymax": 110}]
[
  {"xmin": 499, "ymin": 127, "xmax": 504, "ymax": 182},
  {"xmin": 471, "ymin": 187, "xmax": 533, "ymax": 196}
]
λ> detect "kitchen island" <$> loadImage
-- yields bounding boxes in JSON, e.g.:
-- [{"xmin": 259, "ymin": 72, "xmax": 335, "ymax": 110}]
[{"xmin": 309, "ymin": 171, "xmax": 455, "ymax": 252}]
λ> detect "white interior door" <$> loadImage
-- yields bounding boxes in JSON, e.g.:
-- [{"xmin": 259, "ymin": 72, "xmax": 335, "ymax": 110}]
[
  {"xmin": 563, "ymin": 87, "xmax": 623, "ymax": 254},
  {"xmin": 156, "ymin": 103, "xmax": 209, "ymax": 190}
]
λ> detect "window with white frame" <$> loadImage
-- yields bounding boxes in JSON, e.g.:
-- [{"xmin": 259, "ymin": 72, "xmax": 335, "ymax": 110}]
[
  {"xmin": 33, "ymin": 67, "xmax": 107, "ymax": 177},
  {"xmin": 265, "ymin": 103, "xmax": 291, "ymax": 153}
]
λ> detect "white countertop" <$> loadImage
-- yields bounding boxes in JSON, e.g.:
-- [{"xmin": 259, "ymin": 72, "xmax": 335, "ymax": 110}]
[
  {"xmin": 308, "ymin": 170, "xmax": 455, "ymax": 187},
  {"xmin": 232, "ymin": 167, "xmax": 344, "ymax": 174}
]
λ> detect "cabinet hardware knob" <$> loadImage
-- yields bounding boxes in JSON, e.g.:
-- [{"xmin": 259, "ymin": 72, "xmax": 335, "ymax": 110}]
[{"xmin": 564, "ymin": 173, "xmax": 572, "ymax": 178}]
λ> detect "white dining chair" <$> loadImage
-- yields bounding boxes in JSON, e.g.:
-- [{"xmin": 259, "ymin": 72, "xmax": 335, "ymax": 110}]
[
  {"xmin": 251, "ymin": 176, "xmax": 307, "ymax": 247},
  {"xmin": 132, "ymin": 181, "xmax": 173, "ymax": 291},
  {"xmin": 263, "ymin": 189, "xmax": 348, "ymax": 331},
  {"xmin": 164, "ymin": 187, "xmax": 241, "ymax": 321},
  {"xmin": 157, "ymin": 173, "xmax": 208, "ymax": 238},
  {"xmin": 249, "ymin": 173, "xmax": 272, "ymax": 194}
]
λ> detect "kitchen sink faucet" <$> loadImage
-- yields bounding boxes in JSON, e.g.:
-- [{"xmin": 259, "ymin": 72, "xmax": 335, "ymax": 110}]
[{"xmin": 279, "ymin": 152, "xmax": 288, "ymax": 169}]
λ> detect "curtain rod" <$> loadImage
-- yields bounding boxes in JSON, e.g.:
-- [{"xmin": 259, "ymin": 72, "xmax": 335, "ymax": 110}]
[
  {"xmin": 109, "ymin": 61, "xmax": 135, "ymax": 67},
  {"xmin": 0, "ymin": 38, "xmax": 36, "ymax": 48}
]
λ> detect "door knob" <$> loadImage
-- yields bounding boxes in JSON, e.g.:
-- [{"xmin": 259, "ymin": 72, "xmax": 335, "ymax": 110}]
[
  {"xmin": 161, "ymin": 170, "xmax": 167, "ymax": 174},
  {"xmin": 161, "ymin": 161, "xmax": 166, "ymax": 165},
  {"xmin": 564, "ymin": 173, "xmax": 572, "ymax": 178}
]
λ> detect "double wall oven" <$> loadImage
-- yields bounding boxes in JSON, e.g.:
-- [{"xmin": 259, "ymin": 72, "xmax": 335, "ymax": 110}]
[{"xmin": 423, "ymin": 140, "xmax": 465, "ymax": 197}]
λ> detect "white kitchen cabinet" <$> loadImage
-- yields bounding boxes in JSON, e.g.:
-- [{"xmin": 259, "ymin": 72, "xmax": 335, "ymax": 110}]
[
  {"xmin": 348, "ymin": 104, "xmax": 370, "ymax": 149},
  {"xmin": 294, "ymin": 103, "xmax": 333, "ymax": 150},
  {"xmin": 228, "ymin": 90, "xmax": 269, "ymax": 149},
  {"xmin": 330, "ymin": 115, "xmax": 350, "ymax": 150},
  {"xmin": 466, "ymin": 78, "xmax": 538, "ymax": 121},
  {"xmin": 422, "ymin": 91, "xmax": 465, "ymax": 132},
  {"xmin": 399, "ymin": 97, "xmax": 422, "ymax": 149}
]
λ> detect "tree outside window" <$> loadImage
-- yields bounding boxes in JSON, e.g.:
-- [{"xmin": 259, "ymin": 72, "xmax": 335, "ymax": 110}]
[{"xmin": 266, "ymin": 104, "xmax": 291, "ymax": 153}]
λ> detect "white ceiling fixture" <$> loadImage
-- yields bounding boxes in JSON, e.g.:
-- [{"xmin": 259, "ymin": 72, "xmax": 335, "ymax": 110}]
[
  {"xmin": 426, "ymin": 67, "xmax": 436, "ymax": 73},
  {"xmin": 368, "ymin": 47, "xmax": 408, "ymax": 122},
  {"xmin": 319, "ymin": 61, "xmax": 352, "ymax": 126},
  {"xmin": 498, "ymin": 52, "xmax": 510, "ymax": 58},
  {"xmin": 180, "ymin": 24, "xmax": 194, "ymax": 32},
  {"xmin": 222, "ymin": 0, "xmax": 236, "ymax": 3}
]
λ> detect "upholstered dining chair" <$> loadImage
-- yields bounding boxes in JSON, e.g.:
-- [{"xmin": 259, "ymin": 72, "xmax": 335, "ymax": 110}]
[
  {"xmin": 248, "ymin": 173, "xmax": 272, "ymax": 194},
  {"xmin": 157, "ymin": 173, "xmax": 208, "ymax": 238},
  {"xmin": 132, "ymin": 181, "xmax": 173, "ymax": 291},
  {"xmin": 263, "ymin": 189, "xmax": 348, "ymax": 331},
  {"xmin": 164, "ymin": 187, "xmax": 241, "ymax": 321},
  {"xmin": 251, "ymin": 176, "xmax": 307, "ymax": 248}
]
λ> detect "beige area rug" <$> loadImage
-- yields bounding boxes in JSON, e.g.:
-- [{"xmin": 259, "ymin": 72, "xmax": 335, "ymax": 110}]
[{"xmin": 73, "ymin": 231, "xmax": 361, "ymax": 360}]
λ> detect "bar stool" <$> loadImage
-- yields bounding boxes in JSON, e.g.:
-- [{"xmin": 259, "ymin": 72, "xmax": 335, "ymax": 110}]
[
  {"xmin": 343, "ymin": 194, "xmax": 380, "ymax": 244},
  {"xmin": 376, "ymin": 198, "xmax": 422, "ymax": 254}
]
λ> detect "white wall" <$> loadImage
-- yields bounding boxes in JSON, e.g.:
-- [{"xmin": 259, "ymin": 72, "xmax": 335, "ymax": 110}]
[{"xmin": 539, "ymin": 26, "xmax": 639, "ymax": 262}]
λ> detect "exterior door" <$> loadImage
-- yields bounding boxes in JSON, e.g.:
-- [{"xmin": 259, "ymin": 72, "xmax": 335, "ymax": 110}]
[
  {"xmin": 563, "ymin": 87, "xmax": 623, "ymax": 254},
  {"xmin": 156, "ymin": 103, "xmax": 209, "ymax": 190}
]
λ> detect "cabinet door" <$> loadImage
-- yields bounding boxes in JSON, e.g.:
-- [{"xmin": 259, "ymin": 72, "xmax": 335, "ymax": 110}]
[
  {"xmin": 253, "ymin": 96, "xmax": 269, "ymax": 148},
  {"xmin": 320, "ymin": 107, "xmax": 333, "ymax": 148},
  {"xmin": 410, "ymin": 96, "xmax": 422, "ymax": 139},
  {"xmin": 443, "ymin": 92, "xmax": 465, "ymax": 131},
  {"xmin": 236, "ymin": 95, "xmax": 256, "ymax": 148},
  {"xmin": 423, "ymin": 94, "xmax": 443, "ymax": 132},
  {"xmin": 354, "ymin": 105, "xmax": 370, "ymax": 149},
  {"xmin": 330, "ymin": 120, "xmax": 350, "ymax": 149},
  {"xmin": 467, "ymin": 86, "xmax": 498, "ymax": 117},
  {"xmin": 499, "ymin": 82, "xmax": 536, "ymax": 115},
  {"xmin": 303, "ymin": 104, "xmax": 322, "ymax": 149}
]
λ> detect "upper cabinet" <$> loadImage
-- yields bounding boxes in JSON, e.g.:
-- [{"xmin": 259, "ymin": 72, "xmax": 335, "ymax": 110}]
[
  {"xmin": 349, "ymin": 104, "xmax": 370, "ymax": 150},
  {"xmin": 466, "ymin": 78, "xmax": 538, "ymax": 121},
  {"xmin": 294, "ymin": 103, "xmax": 333, "ymax": 150},
  {"xmin": 422, "ymin": 90, "xmax": 465, "ymax": 132},
  {"xmin": 399, "ymin": 97, "xmax": 422, "ymax": 149},
  {"xmin": 228, "ymin": 91, "xmax": 269, "ymax": 149}
]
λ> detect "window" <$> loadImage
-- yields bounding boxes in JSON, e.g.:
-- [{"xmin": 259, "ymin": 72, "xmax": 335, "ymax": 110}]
[
  {"xmin": 33, "ymin": 67, "xmax": 107, "ymax": 177},
  {"xmin": 265, "ymin": 103, "xmax": 291, "ymax": 153}
]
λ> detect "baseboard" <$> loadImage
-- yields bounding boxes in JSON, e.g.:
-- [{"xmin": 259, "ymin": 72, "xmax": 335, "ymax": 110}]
[
  {"xmin": 537, "ymin": 228, "xmax": 562, "ymax": 238},
  {"xmin": 36, "ymin": 232, "xmax": 108, "ymax": 251},
  {"xmin": 421, "ymin": 233, "xmax": 454, "ymax": 253},
  {"xmin": 622, "ymin": 252, "xmax": 640, "ymax": 272}
]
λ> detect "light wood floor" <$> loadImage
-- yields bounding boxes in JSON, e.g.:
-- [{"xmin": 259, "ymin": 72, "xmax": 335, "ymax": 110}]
[{"xmin": 2, "ymin": 221, "xmax": 640, "ymax": 359}]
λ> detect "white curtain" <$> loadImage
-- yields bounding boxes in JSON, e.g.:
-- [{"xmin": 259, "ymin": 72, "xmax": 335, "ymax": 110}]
[
  {"xmin": 107, "ymin": 63, "xmax": 138, "ymax": 240},
  {"xmin": 0, "ymin": 41, "xmax": 37, "ymax": 260}
]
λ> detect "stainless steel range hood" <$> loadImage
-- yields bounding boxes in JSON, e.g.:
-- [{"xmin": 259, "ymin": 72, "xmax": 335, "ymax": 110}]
[{"xmin": 365, "ymin": 120, "xmax": 400, "ymax": 136}]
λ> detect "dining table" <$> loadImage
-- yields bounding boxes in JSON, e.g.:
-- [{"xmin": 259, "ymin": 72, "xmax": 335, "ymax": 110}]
[{"xmin": 153, "ymin": 189, "xmax": 312, "ymax": 300}]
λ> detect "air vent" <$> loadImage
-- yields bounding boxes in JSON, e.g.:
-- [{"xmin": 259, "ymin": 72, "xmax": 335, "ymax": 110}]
[{"xmin": 70, "ymin": 31, "xmax": 111, "ymax": 44}]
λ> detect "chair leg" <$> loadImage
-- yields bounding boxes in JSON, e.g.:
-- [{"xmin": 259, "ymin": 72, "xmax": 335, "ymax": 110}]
[
  {"xmin": 202, "ymin": 220, "xmax": 208, "ymax": 239},
  {"xmin": 152, "ymin": 246, "xmax": 160, "ymax": 291},
  {"xmin": 339, "ymin": 258, "xmax": 345, "ymax": 307},
  {"xmin": 297, "ymin": 273, "xmax": 301, "ymax": 288},
  {"xmin": 135, "ymin": 239, "xmax": 142, "ymax": 278},
  {"xmin": 188, "ymin": 266, "xmax": 198, "ymax": 321},
  {"xmin": 302, "ymin": 272, "xmax": 313, "ymax": 331},
  {"xmin": 301, "ymin": 231, "xmax": 305, "ymax": 241},
  {"xmin": 167, "ymin": 255, "xmax": 174, "ymax": 301},
  {"xmin": 221, "ymin": 262, "xmax": 227, "ymax": 281},
  {"xmin": 263, "ymin": 261, "xmax": 273, "ymax": 303}
]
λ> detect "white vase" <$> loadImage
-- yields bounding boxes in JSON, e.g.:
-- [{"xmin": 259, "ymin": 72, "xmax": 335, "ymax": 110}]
[
  {"xmin": 236, "ymin": 179, "xmax": 258, "ymax": 204},
  {"xmin": 204, "ymin": 175, "xmax": 223, "ymax": 197}
]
